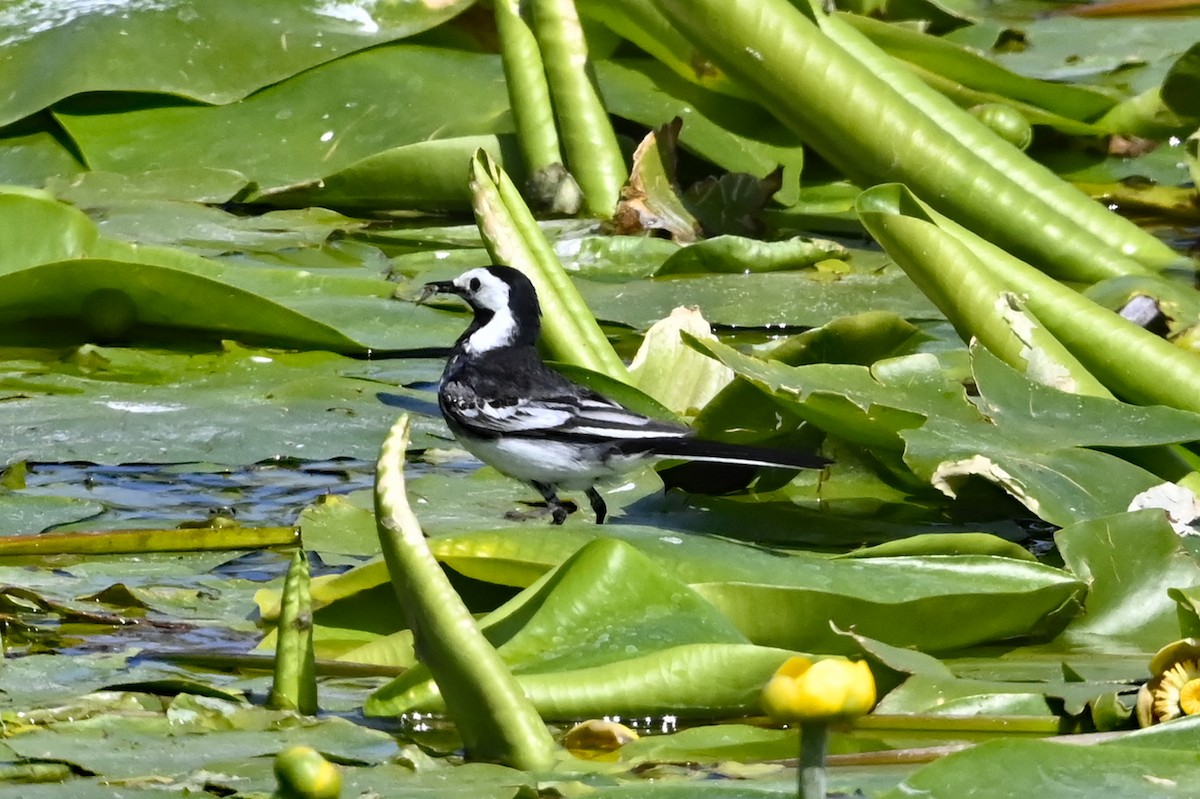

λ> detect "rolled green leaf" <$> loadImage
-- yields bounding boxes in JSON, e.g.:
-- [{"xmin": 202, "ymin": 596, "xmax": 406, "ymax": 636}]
[
  {"xmin": 969, "ymin": 103, "xmax": 1034, "ymax": 150},
  {"xmin": 369, "ymin": 642, "xmax": 798, "ymax": 719},
  {"xmin": 859, "ymin": 185, "xmax": 1200, "ymax": 501},
  {"xmin": 497, "ymin": 0, "xmax": 563, "ymax": 175},
  {"xmin": 268, "ymin": 549, "xmax": 318, "ymax": 715},
  {"xmin": 652, "ymin": 0, "xmax": 1183, "ymax": 279},
  {"xmin": 577, "ymin": 0, "xmax": 744, "ymax": 98},
  {"xmin": 813, "ymin": 7, "xmax": 1183, "ymax": 272},
  {"xmin": 860, "ymin": 183, "xmax": 1200, "ymax": 414},
  {"xmin": 839, "ymin": 13, "xmax": 1116, "ymax": 127},
  {"xmin": 531, "ymin": 0, "xmax": 628, "ymax": 217},
  {"xmin": 857, "ymin": 184, "xmax": 1111, "ymax": 399},
  {"xmin": 470, "ymin": 150, "xmax": 629, "ymax": 382},
  {"xmin": 374, "ymin": 414, "xmax": 558, "ymax": 769},
  {"xmin": 495, "ymin": 0, "xmax": 582, "ymax": 213}
]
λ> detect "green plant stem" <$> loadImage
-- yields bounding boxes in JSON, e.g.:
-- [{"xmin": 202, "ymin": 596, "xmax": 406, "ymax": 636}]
[
  {"xmin": 799, "ymin": 722, "xmax": 828, "ymax": 799},
  {"xmin": 0, "ymin": 525, "xmax": 297, "ymax": 556},
  {"xmin": 374, "ymin": 414, "xmax": 558, "ymax": 769}
]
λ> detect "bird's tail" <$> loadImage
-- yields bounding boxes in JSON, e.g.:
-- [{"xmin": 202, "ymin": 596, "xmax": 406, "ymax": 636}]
[{"xmin": 620, "ymin": 437, "xmax": 829, "ymax": 470}]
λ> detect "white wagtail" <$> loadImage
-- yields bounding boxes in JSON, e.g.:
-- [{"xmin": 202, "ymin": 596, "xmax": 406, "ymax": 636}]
[{"xmin": 420, "ymin": 265, "xmax": 828, "ymax": 524}]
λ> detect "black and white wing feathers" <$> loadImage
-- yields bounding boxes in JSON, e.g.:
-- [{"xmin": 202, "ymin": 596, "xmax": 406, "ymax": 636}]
[
  {"xmin": 439, "ymin": 348, "xmax": 689, "ymax": 442},
  {"xmin": 439, "ymin": 345, "xmax": 828, "ymax": 470}
]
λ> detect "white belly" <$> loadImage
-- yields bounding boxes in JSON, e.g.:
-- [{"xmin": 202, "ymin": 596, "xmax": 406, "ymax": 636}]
[{"xmin": 459, "ymin": 436, "xmax": 645, "ymax": 489}]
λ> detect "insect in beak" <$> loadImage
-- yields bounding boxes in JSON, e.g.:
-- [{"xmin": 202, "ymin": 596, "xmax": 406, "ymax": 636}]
[{"xmin": 417, "ymin": 280, "xmax": 462, "ymax": 304}]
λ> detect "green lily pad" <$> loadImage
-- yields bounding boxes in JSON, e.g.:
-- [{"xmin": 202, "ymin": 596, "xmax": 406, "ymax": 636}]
[
  {"xmin": 696, "ymin": 337, "xmax": 1200, "ymax": 526},
  {"xmin": 992, "ymin": 16, "xmax": 1200, "ymax": 95},
  {"xmin": 860, "ymin": 628, "xmax": 1128, "ymax": 718},
  {"xmin": 1057, "ymin": 509, "xmax": 1200, "ymax": 648},
  {"xmin": 54, "ymin": 45, "xmax": 513, "ymax": 191},
  {"xmin": 0, "ymin": 0, "xmax": 474, "ymax": 126},
  {"xmin": 0, "ymin": 493, "xmax": 102, "ymax": 536},
  {"xmin": 0, "ymin": 116, "xmax": 84, "ymax": 186},
  {"xmin": 251, "ymin": 135, "xmax": 525, "ymax": 211},
  {"xmin": 881, "ymin": 736, "xmax": 1200, "ymax": 798},
  {"xmin": 367, "ymin": 537, "xmax": 806, "ymax": 719},
  {"xmin": 4, "ymin": 710, "xmax": 398, "ymax": 780},
  {"xmin": 0, "ymin": 343, "xmax": 444, "ymax": 465},
  {"xmin": 578, "ymin": 267, "xmax": 941, "ymax": 330},
  {"xmin": 49, "ymin": 168, "xmax": 251, "ymax": 206},
  {"xmin": 0, "ymin": 187, "xmax": 464, "ymax": 352}
]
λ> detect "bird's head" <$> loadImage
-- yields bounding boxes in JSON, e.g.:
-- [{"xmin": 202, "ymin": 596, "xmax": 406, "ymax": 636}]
[{"xmin": 420, "ymin": 266, "xmax": 542, "ymax": 351}]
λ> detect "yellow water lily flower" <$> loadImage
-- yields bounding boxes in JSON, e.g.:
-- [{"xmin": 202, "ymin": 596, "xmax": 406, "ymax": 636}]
[
  {"xmin": 761, "ymin": 656, "xmax": 876, "ymax": 723},
  {"xmin": 1137, "ymin": 639, "xmax": 1200, "ymax": 727},
  {"xmin": 1153, "ymin": 659, "xmax": 1200, "ymax": 722}
]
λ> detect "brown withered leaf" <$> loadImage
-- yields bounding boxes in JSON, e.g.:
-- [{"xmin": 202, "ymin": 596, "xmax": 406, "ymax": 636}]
[{"xmin": 610, "ymin": 117, "xmax": 703, "ymax": 243}]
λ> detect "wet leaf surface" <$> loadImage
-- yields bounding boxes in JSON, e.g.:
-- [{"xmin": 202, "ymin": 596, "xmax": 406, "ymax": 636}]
[
  {"xmin": 0, "ymin": 0, "xmax": 476, "ymax": 127},
  {"xmin": 0, "ymin": 2, "xmax": 1199, "ymax": 796}
]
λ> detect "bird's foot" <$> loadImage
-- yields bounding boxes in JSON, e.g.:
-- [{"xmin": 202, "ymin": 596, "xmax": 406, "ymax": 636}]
[
  {"xmin": 549, "ymin": 503, "xmax": 570, "ymax": 525},
  {"xmin": 506, "ymin": 498, "xmax": 578, "ymax": 524},
  {"xmin": 527, "ymin": 482, "xmax": 580, "ymax": 525}
]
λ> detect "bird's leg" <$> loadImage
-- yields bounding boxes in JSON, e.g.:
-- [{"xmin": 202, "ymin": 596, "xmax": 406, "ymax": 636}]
[
  {"xmin": 531, "ymin": 481, "xmax": 572, "ymax": 525},
  {"xmin": 585, "ymin": 487, "xmax": 607, "ymax": 524}
]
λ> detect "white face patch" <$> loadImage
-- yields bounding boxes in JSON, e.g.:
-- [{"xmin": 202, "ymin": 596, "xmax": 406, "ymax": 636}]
[{"xmin": 455, "ymin": 268, "xmax": 520, "ymax": 354}]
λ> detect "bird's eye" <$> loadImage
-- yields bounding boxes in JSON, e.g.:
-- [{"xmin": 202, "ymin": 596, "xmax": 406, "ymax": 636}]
[{"xmin": 468, "ymin": 277, "xmax": 481, "ymax": 292}]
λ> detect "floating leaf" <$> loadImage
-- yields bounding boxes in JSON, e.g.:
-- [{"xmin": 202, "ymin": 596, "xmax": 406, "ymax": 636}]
[
  {"xmin": 0, "ymin": 493, "xmax": 102, "ymax": 536},
  {"xmin": 0, "ymin": 188, "xmax": 461, "ymax": 352},
  {"xmin": 1057, "ymin": 509, "xmax": 1200, "ymax": 648},
  {"xmin": 579, "ymin": 268, "xmax": 940, "ymax": 330},
  {"xmin": 368, "ymin": 536, "xmax": 800, "ymax": 718},
  {"xmin": 882, "ymin": 737, "xmax": 1200, "ymax": 798},
  {"xmin": 0, "ymin": 344, "xmax": 446, "ymax": 465},
  {"xmin": 55, "ymin": 45, "xmax": 513, "ymax": 191},
  {"xmin": 0, "ymin": 1, "xmax": 476, "ymax": 127},
  {"xmin": 250, "ymin": 135, "xmax": 523, "ymax": 212}
]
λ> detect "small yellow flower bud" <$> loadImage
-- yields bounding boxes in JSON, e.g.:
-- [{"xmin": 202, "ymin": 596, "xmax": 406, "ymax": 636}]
[
  {"xmin": 761, "ymin": 656, "xmax": 876, "ymax": 723},
  {"xmin": 273, "ymin": 746, "xmax": 341, "ymax": 799},
  {"xmin": 563, "ymin": 718, "xmax": 640, "ymax": 753}
]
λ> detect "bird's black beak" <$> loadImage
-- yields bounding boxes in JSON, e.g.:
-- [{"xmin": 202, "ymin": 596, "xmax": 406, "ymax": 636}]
[{"xmin": 417, "ymin": 280, "xmax": 463, "ymax": 304}]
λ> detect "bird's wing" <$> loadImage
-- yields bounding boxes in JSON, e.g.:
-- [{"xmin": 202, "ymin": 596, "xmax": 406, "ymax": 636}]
[
  {"xmin": 442, "ymin": 381, "xmax": 688, "ymax": 440},
  {"xmin": 557, "ymin": 395, "xmax": 690, "ymax": 439}
]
